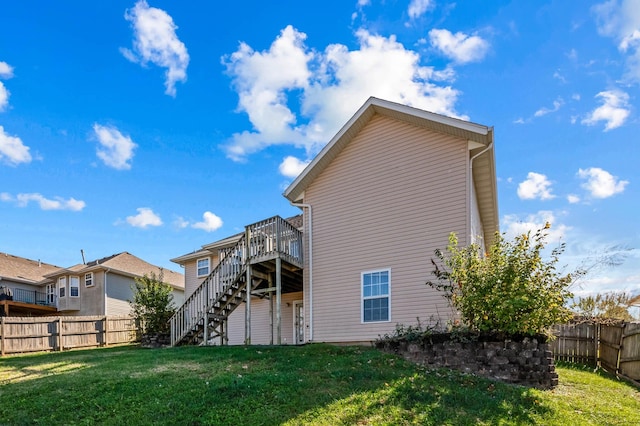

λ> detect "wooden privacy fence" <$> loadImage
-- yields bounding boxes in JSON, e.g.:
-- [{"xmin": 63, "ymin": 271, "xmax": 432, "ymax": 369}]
[
  {"xmin": 0, "ymin": 316, "xmax": 138, "ymax": 356},
  {"xmin": 551, "ymin": 321, "xmax": 640, "ymax": 385}
]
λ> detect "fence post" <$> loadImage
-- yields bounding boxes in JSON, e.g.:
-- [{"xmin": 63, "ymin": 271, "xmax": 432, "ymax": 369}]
[
  {"xmin": 57, "ymin": 317, "xmax": 63, "ymax": 351},
  {"xmin": 103, "ymin": 316, "xmax": 109, "ymax": 347},
  {"xmin": 1, "ymin": 317, "xmax": 5, "ymax": 356}
]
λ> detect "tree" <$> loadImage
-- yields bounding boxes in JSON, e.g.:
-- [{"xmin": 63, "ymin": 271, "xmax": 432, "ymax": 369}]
[
  {"xmin": 426, "ymin": 224, "xmax": 579, "ymax": 336},
  {"xmin": 572, "ymin": 292, "xmax": 636, "ymax": 321},
  {"xmin": 129, "ymin": 272, "xmax": 176, "ymax": 336}
]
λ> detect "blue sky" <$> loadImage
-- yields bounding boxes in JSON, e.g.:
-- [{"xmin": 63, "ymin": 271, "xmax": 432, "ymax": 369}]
[{"xmin": 1, "ymin": 0, "xmax": 638, "ymax": 301}]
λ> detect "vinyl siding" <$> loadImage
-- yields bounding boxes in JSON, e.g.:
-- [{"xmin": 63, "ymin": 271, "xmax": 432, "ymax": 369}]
[
  {"xmin": 226, "ymin": 291, "xmax": 303, "ymax": 345},
  {"xmin": 183, "ymin": 253, "xmax": 219, "ymax": 299},
  {"xmin": 304, "ymin": 114, "xmax": 469, "ymax": 343},
  {"xmin": 105, "ymin": 273, "xmax": 135, "ymax": 316}
]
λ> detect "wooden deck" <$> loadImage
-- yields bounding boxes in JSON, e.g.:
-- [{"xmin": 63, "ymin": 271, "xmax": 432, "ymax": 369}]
[
  {"xmin": 0, "ymin": 299, "xmax": 58, "ymax": 316},
  {"xmin": 170, "ymin": 215, "xmax": 304, "ymax": 347}
]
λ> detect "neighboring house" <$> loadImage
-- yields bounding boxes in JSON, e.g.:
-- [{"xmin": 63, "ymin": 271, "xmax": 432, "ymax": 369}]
[
  {"xmin": 0, "ymin": 251, "xmax": 184, "ymax": 317},
  {"xmin": 171, "ymin": 97, "xmax": 498, "ymax": 347},
  {"xmin": 41, "ymin": 252, "xmax": 185, "ymax": 317},
  {"xmin": 0, "ymin": 253, "xmax": 61, "ymax": 316}
]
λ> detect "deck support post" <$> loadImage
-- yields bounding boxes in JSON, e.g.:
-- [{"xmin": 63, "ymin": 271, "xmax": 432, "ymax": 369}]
[
  {"xmin": 276, "ymin": 256, "xmax": 282, "ymax": 345},
  {"xmin": 268, "ymin": 273, "xmax": 274, "ymax": 345},
  {"xmin": 245, "ymin": 264, "xmax": 252, "ymax": 345}
]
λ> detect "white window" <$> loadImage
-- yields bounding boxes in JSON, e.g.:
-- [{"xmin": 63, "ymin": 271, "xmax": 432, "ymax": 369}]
[
  {"xmin": 362, "ymin": 269, "xmax": 391, "ymax": 323},
  {"xmin": 197, "ymin": 258, "xmax": 210, "ymax": 277},
  {"xmin": 58, "ymin": 277, "xmax": 67, "ymax": 298},
  {"xmin": 46, "ymin": 284, "xmax": 56, "ymax": 304},
  {"xmin": 85, "ymin": 272, "xmax": 94, "ymax": 287},
  {"xmin": 70, "ymin": 276, "xmax": 80, "ymax": 297}
]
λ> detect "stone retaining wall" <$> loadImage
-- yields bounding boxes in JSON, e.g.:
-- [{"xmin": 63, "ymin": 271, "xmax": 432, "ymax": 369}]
[{"xmin": 377, "ymin": 336, "xmax": 558, "ymax": 389}]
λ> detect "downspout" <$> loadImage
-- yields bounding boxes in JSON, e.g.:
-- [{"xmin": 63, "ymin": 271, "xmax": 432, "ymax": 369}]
[
  {"xmin": 469, "ymin": 137, "xmax": 493, "ymax": 247},
  {"xmin": 290, "ymin": 202, "xmax": 313, "ymax": 342}
]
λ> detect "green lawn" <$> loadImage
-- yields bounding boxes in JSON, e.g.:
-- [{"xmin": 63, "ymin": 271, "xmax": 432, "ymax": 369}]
[{"xmin": 0, "ymin": 344, "xmax": 638, "ymax": 425}]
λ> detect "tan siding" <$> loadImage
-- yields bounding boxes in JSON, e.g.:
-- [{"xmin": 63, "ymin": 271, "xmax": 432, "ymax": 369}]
[
  {"xmin": 305, "ymin": 114, "xmax": 467, "ymax": 343},
  {"xmin": 76, "ymin": 271, "xmax": 105, "ymax": 315},
  {"xmin": 183, "ymin": 253, "xmax": 219, "ymax": 299},
  {"xmin": 226, "ymin": 292, "xmax": 303, "ymax": 345}
]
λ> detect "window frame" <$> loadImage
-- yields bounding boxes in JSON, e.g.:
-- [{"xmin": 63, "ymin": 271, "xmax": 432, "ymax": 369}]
[
  {"xmin": 361, "ymin": 268, "xmax": 391, "ymax": 323},
  {"xmin": 69, "ymin": 276, "xmax": 80, "ymax": 298},
  {"xmin": 84, "ymin": 272, "xmax": 94, "ymax": 287},
  {"xmin": 46, "ymin": 283, "xmax": 56, "ymax": 304},
  {"xmin": 196, "ymin": 257, "xmax": 210, "ymax": 277},
  {"xmin": 58, "ymin": 276, "xmax": 67, "ymax": 298}
]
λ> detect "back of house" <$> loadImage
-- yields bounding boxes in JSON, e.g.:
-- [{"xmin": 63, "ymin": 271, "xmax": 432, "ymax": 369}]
[{"xmin": 172, "ymin": 97, "xmax": 498, "ymax": 346}]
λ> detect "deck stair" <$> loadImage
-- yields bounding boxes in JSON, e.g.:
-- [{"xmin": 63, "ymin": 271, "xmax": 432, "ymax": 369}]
[{"xmin": 170, "ymin": 216, "xmax": 303, "ymax": 346}]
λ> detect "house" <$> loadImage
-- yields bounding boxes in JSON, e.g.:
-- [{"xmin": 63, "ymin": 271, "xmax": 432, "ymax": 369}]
[
  {"xmin": 170, "ymin": 97, "xmax": 498, "ymax": 346},
  {"xmin": 0, "ymin": 253, "xmax": 61, "ymax": 316},
  {"xmin": 40, "ymin": 252, "xmax": 185, "ymax": 316},
  {"xmin": 0, "ymin": 251, "xmax": 185, "ymax": 317}
]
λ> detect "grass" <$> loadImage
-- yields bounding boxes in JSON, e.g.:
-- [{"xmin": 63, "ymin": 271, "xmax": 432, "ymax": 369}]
[{"xmin": 0, "ymin": 344, "xmax": 638, "ymax": 425}]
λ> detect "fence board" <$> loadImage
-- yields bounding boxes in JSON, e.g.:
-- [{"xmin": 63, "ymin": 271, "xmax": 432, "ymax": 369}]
[
  {"xmin": 599, "ymin": 324, "xmax": 624, "ymax": 373},
  {"xmin": 552, "ymin": 321, "xmax": 640, "ymax": 383},
  {"xmin": 620, "ymin": 322, "xmax": 640, "ymax": 382},
  {"xmin": 551, "ymin": 323, "xmax": 597, "ymax": 366},
  {"xmin": 0, "ymin": 316, "xmax": 138, "ymax": 356}
]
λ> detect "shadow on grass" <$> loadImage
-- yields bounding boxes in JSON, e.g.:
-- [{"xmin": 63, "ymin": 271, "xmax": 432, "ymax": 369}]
[{"xmin": 0, "ymin": 344, "xmax": 553, "ymax": 425}]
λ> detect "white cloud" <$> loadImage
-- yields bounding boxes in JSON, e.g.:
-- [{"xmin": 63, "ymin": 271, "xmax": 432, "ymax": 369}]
[
  {"xmin": 517, "ymin": 172, "xmax": 555, "ymax": 200},
  {"xmin": 1, "ymin": 192, "xmax": 85, "ymax": 211},
  {"xmin": 174, "ymin": 216, "xmax": 189, "ymax": 229},
  {"xmin": 279, "ymin": 156, "xmax": 310, "ymax": 178},
  {"xmin": 534, "ymin": 98, "xmax": 564, "ymax": 117},
  {"xmin": 408, "ymin": 0, "xmax": 433, "ymax": 20},
  {"xmin": 428, "ymin": 29, "xmax": 490, "ymax": 64},
  {"xmin": 593, "ymin": 0, "xmax": 640, "ymax": 81},
  {"xmin": 0, "ymin": 61, "xmax": 14, "ymax": 112},
  {"xmin": 0, "ymin": 61, "xmax": 13, "ymax": 78},
  {"xmin": 191, "ymin": 211, "xmax": 223, "ymax": 232},
  {"xmin": 121, "ymin": 0, "xmax": 189, "ymax": 97},
  {"xmin": 126, "ymin": 207, "xmax": 163, "ymax": 228},
  {"xmin": 222, "ymin": 25, "xmax": 465, "ymax": 161},
  {"xmin": 93, "ymin": 123, "xmax": 137, "ymax": 170},
  {"xmin": 578, "ymin": 167, "xmax": 628, "ymax": 198},
  {"xmin": 502, "ymin": 210, "xmax": 569, "ymax": 245},
  {"xmin": 0, "ymin": 125, "xmax": 32, "ymax": 166},
  {"xmin": 567, "ymin": 194, "xmax": 581, "ymax": 204},
  {"xmin": 0, "ymin": 82, "xmax": 9, "ymax": 112},
  {"xmin": 581, "ymin": 90, "xmax": 630, "ymax": 131}
]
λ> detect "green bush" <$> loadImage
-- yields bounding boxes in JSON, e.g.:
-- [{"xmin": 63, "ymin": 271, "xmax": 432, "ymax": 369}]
[
  {"xmin": 427, "ymin": 225, "xmax": 577, "ymax": 336},
  {"xmin": 129, "ymin": 272, "xmax": 176, "ymax": 335}
]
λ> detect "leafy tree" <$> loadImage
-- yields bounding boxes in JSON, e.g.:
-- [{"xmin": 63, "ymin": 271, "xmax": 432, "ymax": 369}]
[
  {"xmin": 427, "ymin": 224, "xmax": 578, "ymax": 336},
  {"xmin": 572, "ymin": 292, "xmax": 636, "ymax": 321},
  {"xmin": 129, "ymin": 272, "xmax": 176, "ymax": 335}
]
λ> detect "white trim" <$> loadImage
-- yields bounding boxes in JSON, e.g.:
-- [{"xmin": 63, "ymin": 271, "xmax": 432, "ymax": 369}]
[
  {"xmin": 361, "ymin": 268, "xmax": 391, "ymax": 323},
  {"xmin": 196, "ymin": 257, "xmax": 210, "ymax": 277},
  {"xmin": 58, "ymin": 276, "xmax": 67, "ymax": 298},
  {"xmin": 84, "ymin": 272, "xmax": 94, "ymax": 287},
  {"xmin": 69, "ymin": 276, "xmax": 80, "ymax": 298}
]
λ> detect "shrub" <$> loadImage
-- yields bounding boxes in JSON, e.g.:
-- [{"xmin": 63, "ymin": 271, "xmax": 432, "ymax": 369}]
[
  {"xmin": 129, "ymin": 272, "xmax": 176, "ymax": 335},
  {"xmin": 426, "ymin": 224, "xmax": 577, "ymax": 336}
]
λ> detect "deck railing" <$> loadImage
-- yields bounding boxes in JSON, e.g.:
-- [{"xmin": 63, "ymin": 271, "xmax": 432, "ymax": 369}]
[
  {"xmin": 170, "ymin": 234, "xmax": 247, "ymax": 346},
  {"xmin": 170, "ymin": 215, "xmax": 304, "ymax": 346},
  {"xmin": 0, "ymin": 287, "xmax": 56, "ymax": 307}
]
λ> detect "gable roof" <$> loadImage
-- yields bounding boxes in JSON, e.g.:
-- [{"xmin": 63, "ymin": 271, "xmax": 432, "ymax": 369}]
[
  {"xmin": 283, "ymin": 96, "xmax": 499, "ymax": 244},
  {"xmin": 0, "ymin": 253, "xmax": 63, "ymax": 285},
  {"xmin": 44, "ymin": 252, "xmax": 184, "ymax": 290}
]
